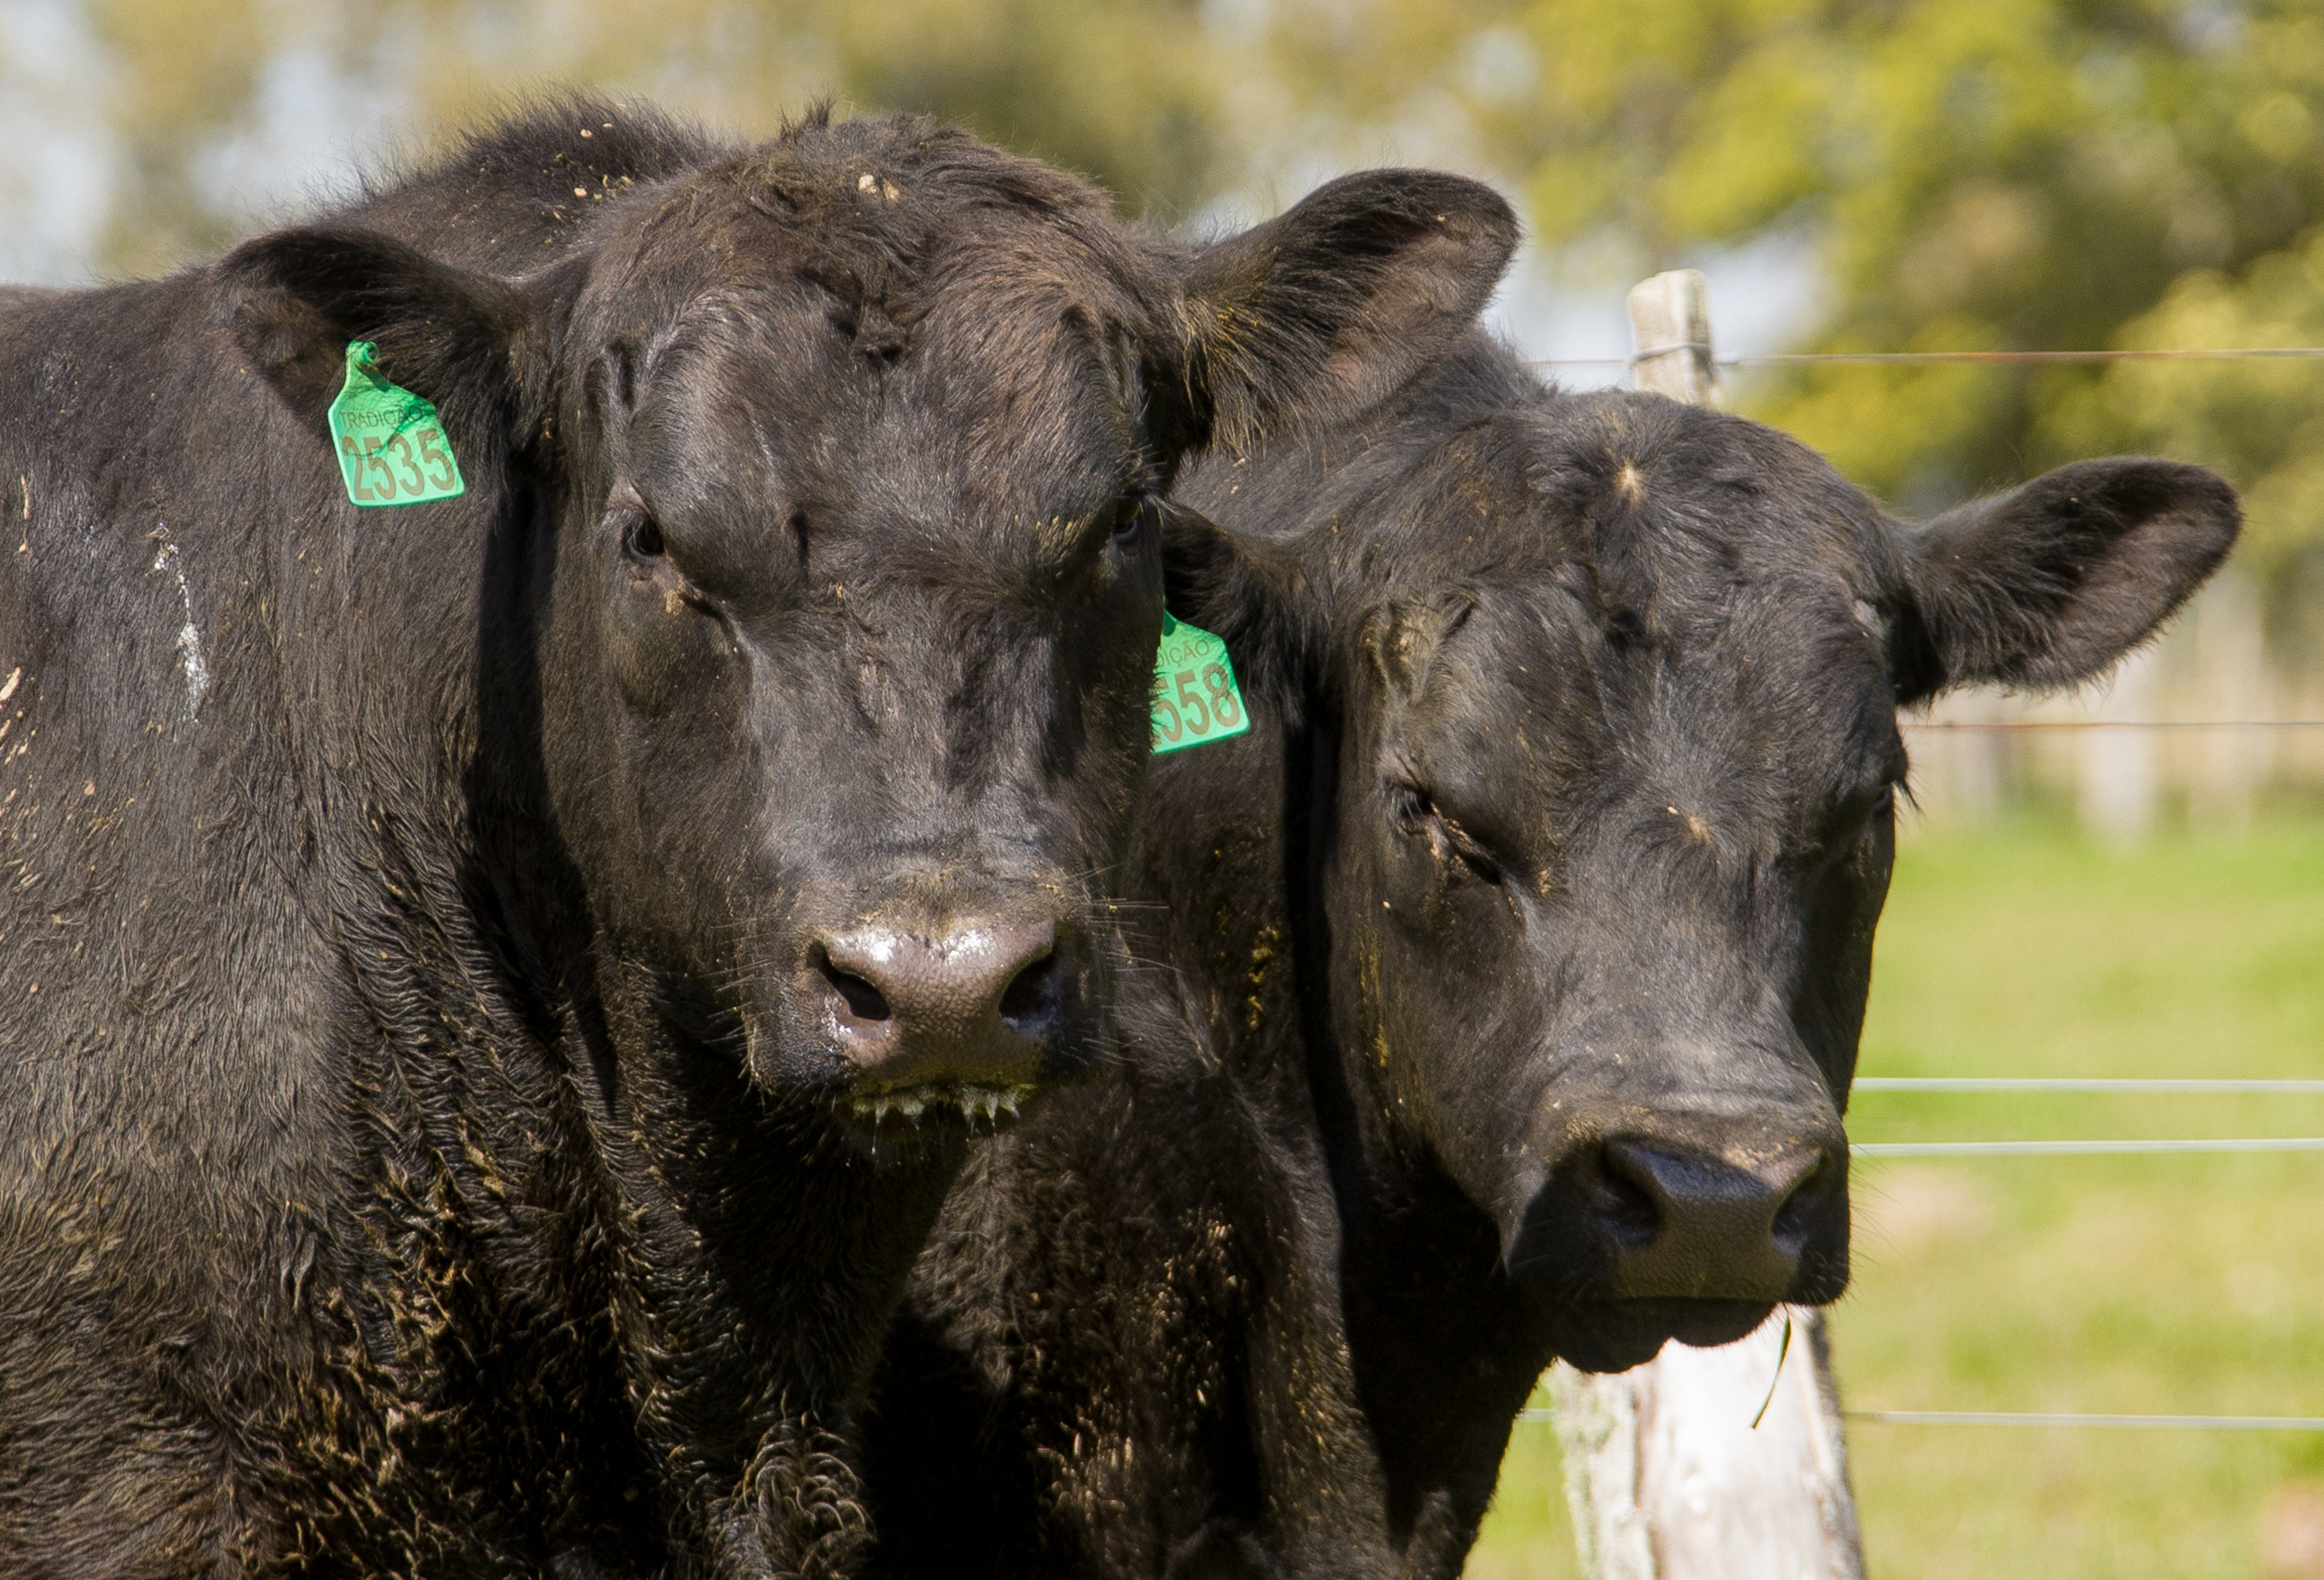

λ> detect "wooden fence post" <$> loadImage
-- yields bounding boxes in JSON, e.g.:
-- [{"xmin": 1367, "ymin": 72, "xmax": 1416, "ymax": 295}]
[
  {"xmin": 1540, "ymin": 269, "xmax": 1868, "ymax": 1580},
  {"xmin": 1625, "ymin": 269, "xmax": 1721, "ymax": 406}
]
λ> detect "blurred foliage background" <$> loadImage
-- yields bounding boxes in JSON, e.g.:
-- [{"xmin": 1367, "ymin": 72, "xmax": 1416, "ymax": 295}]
[
  {"xmin": 5, "ymin": 4, "xmax": 2322, "ymax": 1573},
  {"xmin": 8, "ymin": 0, "xmax": 2324, "ymax": 641},
  {"xmin": 8, "ymin": 0, "xmax": 2324, "ymax": 643},
  {"xmin": 1261, "ymin": 0, "xmax": 2324, "ymax": 647}
]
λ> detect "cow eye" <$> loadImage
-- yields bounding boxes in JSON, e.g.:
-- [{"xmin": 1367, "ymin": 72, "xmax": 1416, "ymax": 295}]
[
  {"xmin": 1815, "ymin": 781, "xmax": 1898, "ymax": 867},
  {"xmin": 624, "ymin": 513, "xmax": 667, "ymax": 560},
  {"xmin": 1389, "ymin": 782, "xmax": 1501, "ymax": 884},
  {"xmin": 1113, "ymin": 494, "xmax": 1158, "ymax": 548}
]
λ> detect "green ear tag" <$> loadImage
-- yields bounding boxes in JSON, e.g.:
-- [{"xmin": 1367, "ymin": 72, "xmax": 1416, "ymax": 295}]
[
  {"xmin": 1151, "ymin": 612, "xmax": 1252, "ymax": 755},
  {"xmin": 326, "ymin": 341, "xmax": 466, "ymax": 507}
]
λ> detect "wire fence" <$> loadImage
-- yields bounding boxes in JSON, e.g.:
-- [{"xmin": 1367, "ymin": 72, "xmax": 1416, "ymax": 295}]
[
  {"xmin": 1842, "ymin": 1074, "xmax": 2320, "ymax": 1431},
  {"xmin": 1855, "ymin": 1078, "xmax": 2324, "ymax": 1091},
  {"xmin": 1851, "ymin": 1078, "xmax": 2324, "ymax": 1152},
  {"xmin": 1525, "ymin": 345, "xmax": 2324, "ymax": 370},
  {"xmin": 1900, "ymin": 719, "xmax": 2324, "ymax": 731},
  {"xmin": 1842, "ymin": 1412, "xmax": 2324, "ymax": 1431},
  {"xmin": 1516, "ymin": 1408, "xmax": 2324, "ymax": 1430},
  {"xmin": 1855, "ymin": 1138, "xmax": 2324, "ymax": 1155},
  {"xmin": 1513, "ymin": 287, "xmax": 2324, "ymax": 1580}
]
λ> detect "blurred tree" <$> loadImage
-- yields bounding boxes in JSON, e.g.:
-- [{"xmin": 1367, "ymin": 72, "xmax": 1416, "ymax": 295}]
[
  {"xmin": 86, "ymin": 0, "xmax": 271, "ymax": 276},
  {"xmin": 1261, "ymin": 0, "xmax": 2324, "ymax": 627},
  {"xmin": 75, "ymin": 0, "xmax": 1230, "ymax": 278},
  {"xmin": 60, "ymin": 0, "xmax": 2324, "ymax": 630}
]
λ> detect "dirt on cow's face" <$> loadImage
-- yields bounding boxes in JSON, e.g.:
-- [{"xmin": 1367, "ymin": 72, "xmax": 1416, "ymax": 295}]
[
  {"xmin": 534, "ymin": 140, "xmax": 1180, "ymax": 1145},
  {"xmin": 1166, "ymin": 356, "xmax": 2232, "ymax": 1372}
]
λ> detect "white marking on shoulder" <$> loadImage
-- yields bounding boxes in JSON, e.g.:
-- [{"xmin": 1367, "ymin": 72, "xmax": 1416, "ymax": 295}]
[
  {"xmin": 0, "ymin": 668, "xmax": 16, "ymax": 704},
  {"xmin": 150, "ymin": 523, "xmax": 209, "ymax": 721},
  {"xmin": 1853, "ymin": 598, "xmax": 1890, "ymax": 645}
]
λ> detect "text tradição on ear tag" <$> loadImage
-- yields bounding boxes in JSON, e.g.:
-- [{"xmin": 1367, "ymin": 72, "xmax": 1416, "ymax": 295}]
[
  {"xmin": 1152, "ymin": 612, "xmax": 1251, "ymax": 756},
  {"xmin": 327, "ymin": 341, "xmax": 465, "ymax": 508}
]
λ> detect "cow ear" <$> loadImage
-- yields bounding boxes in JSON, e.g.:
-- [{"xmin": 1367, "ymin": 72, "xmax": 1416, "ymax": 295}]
[
  {"xmin": 1160, "ymin": 503, "xmax": 1312, "ymax": 698},
  {"xmin": 217, "ymin": 224, "xmax": 573, "ymax": 456},
  {"xmin": 1885, "ymin": 458, "xmax": 2238, "ymax": 704},
  {"xmin": 1358, "ymin": 595, "xmax": 1472, "ymax": 704},
  {"xmin": 1163, "ymin": 169, "xmax": 1517, "ymax": 454}
]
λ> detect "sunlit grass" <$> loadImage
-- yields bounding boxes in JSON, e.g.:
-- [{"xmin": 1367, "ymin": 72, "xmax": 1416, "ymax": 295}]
[{"xmin": 1468, "ymin": 814, "xmax": 2324, "ymax": 1580}]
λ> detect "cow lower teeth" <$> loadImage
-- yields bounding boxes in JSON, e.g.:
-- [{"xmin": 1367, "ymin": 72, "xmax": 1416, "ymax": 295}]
[{"xmin": 853, "ymin": 1084, "xmax": 1033, "ymax": 1126}]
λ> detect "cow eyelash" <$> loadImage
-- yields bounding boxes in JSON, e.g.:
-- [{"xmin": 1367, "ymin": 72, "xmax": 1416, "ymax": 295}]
[
  {"xmin": 1813, "ymin": 782, "xmax": 1898, "ymax": 868},
  {"xmin": 1389, "ymin": 783, "xmax": 1502, "ymax": 883}
]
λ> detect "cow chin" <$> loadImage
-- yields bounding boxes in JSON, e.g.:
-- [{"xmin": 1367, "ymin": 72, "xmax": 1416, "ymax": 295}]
[{"xmin": 1539, "ymin": 1297, "xmax": 1780, "ymax": 1375}]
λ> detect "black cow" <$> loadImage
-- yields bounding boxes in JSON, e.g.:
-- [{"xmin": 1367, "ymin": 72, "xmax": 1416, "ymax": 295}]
[
  {"xmin": 861, "ymin": 331, "xmax": 2238, "ymax": 1577},
  {"xmin": 0, "ymin": 102, "xmax": 1516, "ymax": 1576}
]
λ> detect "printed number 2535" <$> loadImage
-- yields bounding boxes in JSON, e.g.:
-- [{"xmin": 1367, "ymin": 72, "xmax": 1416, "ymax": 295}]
[{"xmin": 341, "ymin": 428, "xmax": 456, "ymax": 501}]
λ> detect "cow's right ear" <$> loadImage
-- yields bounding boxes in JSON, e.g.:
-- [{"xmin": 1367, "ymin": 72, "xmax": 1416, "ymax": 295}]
[
  {"xmin": 217, "ymin": 225, "xmax": 574, "ymax": 456},
  {"xmin": 1160, "ymin": 169, "xmax": 1518, "ymax": 456}
]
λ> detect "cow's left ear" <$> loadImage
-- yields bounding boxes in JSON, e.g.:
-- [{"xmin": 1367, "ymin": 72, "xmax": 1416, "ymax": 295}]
[
  {"xmin": 217, "ymin": 225, "xmax": 579, "ymax": 457},
  {"xmin": 1884, "ymin": 458, "xmax": 2238, "ymax": 704}
]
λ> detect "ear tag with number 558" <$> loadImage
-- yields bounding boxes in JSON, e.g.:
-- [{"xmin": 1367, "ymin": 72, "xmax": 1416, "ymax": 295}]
[
  {"xmin": 1151, "ymin": 612, "xmax": 1251, "ymax": 755},
  {"xmin": 327, "ymin": 341, "xmax": 466, "ymax": 508}
]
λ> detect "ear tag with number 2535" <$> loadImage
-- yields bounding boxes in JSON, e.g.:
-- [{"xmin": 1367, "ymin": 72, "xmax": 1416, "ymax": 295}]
[
  {"xmin": 1152, "ymin": 612, "xmax": 1251, "ymax": 755},
  {"xmin": 327, "ymin": 341, "xmax": 466, "ymax": 508}
]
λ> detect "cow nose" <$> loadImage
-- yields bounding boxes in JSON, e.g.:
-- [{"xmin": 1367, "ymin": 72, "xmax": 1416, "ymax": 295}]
[
  {"xmin": 1593, "ymin": 1139, "xmax": 1842, "ymax": 1303},
  {"xmin": 815, "ymin": 918, "xmax": 1064, "ymax": 1089}
]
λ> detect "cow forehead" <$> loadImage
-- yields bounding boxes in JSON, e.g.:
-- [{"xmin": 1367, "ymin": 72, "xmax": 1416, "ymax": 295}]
[
  {"xmin": 598, "ymin": 139, "xmax": 1163, "ymax": 347},
  {"xmin": 620, "ymin": 280, "xmax": 1144, "ymax": 561},
  {"xmin": 1399, "ymin": 571, "xmax": 1901, "ymax": 814}
]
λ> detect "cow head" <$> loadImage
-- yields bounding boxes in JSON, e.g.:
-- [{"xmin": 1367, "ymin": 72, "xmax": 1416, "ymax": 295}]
[
  {"xmin": 1173, "ymin": 375, "xmax": 2235, "ymax": 1371},
  {"xmin": 217, "ymin": 115, "xmax": 1517, "ymax": 1157}
]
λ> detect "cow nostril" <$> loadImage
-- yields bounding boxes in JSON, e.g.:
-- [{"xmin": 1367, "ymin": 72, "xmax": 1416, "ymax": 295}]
[
  {"xmin": 1771, "ymin": 1155, "xmax": 1833, "ymax": 1255},
  {"xmin": 997, "ymin": 952, "xmax": 1060, "ymax": 1032},
  {"xmin": 822, "ymin": 964, "xmax": 892, "ymax": 1024},
  {"xmin": 1594, "ymin": 1148, "xmax": 1664, "ymax": 1249}
]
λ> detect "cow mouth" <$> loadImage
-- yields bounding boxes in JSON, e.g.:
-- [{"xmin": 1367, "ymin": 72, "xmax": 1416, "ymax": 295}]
[{"xmin": 1541, "ymin": 1297, "xmax": 1781, "ymax": 1375}]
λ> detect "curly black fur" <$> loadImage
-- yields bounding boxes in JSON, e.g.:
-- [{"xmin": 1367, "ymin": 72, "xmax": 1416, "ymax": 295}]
[{"xmin": 0, "ymin": 98, "xmax": 1513, "ymax": 1577}]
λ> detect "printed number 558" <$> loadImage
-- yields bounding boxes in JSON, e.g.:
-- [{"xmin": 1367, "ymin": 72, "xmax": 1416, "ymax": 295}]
[{"xmin": 1172, "ymin": 669, "xmax": 1211, "ymax": 733}]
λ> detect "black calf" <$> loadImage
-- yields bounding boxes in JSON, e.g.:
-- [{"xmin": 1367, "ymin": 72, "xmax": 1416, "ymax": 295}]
[
  {"xmin": 0, "ymin": 100, "xmax": 1512, "ymax": 1576},
  {"xmin": 863, "ymin": 329, "xmax": 2236, "ymax": 1577}
]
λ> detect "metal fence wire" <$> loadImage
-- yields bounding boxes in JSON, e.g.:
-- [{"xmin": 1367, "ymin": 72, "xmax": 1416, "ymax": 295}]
[
  {"xmin": 1844, "ymin": 1083, "xmax": 2324, "ymax": 1428},
  {"xmin": 1526, "ymin": 345, "xmax": 2324, "ymax": 370}
]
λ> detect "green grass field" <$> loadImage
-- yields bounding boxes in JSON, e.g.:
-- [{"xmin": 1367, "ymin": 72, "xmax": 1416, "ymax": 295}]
[{"xmin": 1468, "ymin": 813, "xmax": 2324, "ymax": 1580}]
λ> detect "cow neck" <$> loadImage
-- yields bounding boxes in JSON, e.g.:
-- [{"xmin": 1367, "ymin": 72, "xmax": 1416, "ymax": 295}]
[
  {"xmin": 274, "ymin": 476, "xmax": 971, "ymax": 1562},
  {"xmin": 1273, "ymin": 684, "xmax": 1555, "ymax": 1568}
]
